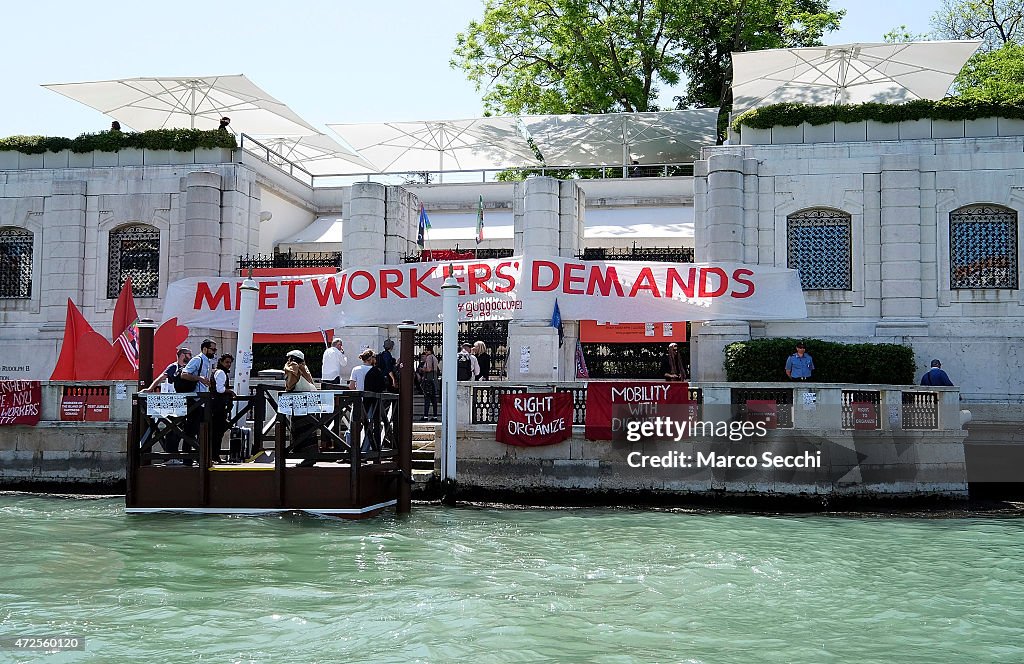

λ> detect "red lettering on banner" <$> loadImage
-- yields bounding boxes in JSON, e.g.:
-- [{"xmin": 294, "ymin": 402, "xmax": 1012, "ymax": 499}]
[
  {"xmin": 629, "ymin": 267, "xmax": 661, "ymax": 298},
  {"xmin": 258, "ymin": 281, "xmax": 279, "ymax": 309},
  {"xmin": 280, "ymin": 280, "xmax": 303, "ymax": 308},
  {"xmin": 732, "ymin": 268, "xmax": 755, "ymax": 298},
  {"xmin": 348, "ymin": 271, "xmax": 376, "ymax": 300},
  {"xmin": 493, "ymin": 262, "xmax": 517, "ymax": 293},
  {"xmin": 380, "ymin": 269, "xmax": 406, "ymax": 299},
  {"xmin": 563, "ymin": 263, "xmax": 585, "ymax": 295},
  {"xmin": 698, "ymin": 267, "xmax": 728, "ymax": 297},
  {"xmin": 467, "ymin": 263, "xmax": 493, "ymax": 294},
  {"xmin": 409, "ymin": 267, "xmax": 440, "ymax": 297},
  {"xmin": 195, "ymin": 282, "xmax": 233, "ymax": 311},
  {"xmin": 666, "ymin": 267, "xmax": 696, "ymax": 299},
  {"xmin": 532, "ymin": 260, "xmax": 559, "ymax": 292},
  {"xmin": 312, "ymin": 275, "xmax": 346, "ymax": 306},
  {"xmin": 586, "ymin": 265, "xmax": 625, "ymax": 297}
]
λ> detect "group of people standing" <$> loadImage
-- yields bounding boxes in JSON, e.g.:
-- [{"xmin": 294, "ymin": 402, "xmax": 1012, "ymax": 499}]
[{"xmin": 140, "ymin": 339, "xmax": 236, "ymax": 463}]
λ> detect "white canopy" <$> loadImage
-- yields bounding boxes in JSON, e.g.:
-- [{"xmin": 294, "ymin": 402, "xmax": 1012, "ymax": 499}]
[
  {"xmin": 522, "ymin": 109, "xmax": 719, "ymax": 168},
  {"xmin": 43, "ymin": 74, "xmax": 319, "ymax": 135},
  {"xmin": 328, "ymin": 117, "xmax": 541, "ymax": 173},
  {"xmin": 731, "ymin": 41, "xmax": 983, "ymax": 113},
  {"xmin": 255, "ymin": 134, "xmax": 375, "ymax": 174}
]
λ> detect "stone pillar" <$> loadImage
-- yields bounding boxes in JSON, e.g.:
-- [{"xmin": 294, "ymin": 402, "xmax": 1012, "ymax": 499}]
[
  {"xmin": 507, "ymin": 177, "xmax": 583, "ymax": 381},
  {"xmin": 702, "ymin": 153, "xmax": 745, "ymax": 262},
  {"xmin": 40, "ymin": 181, "xmax": 87, "ymax": 333},
  {"xmin": 693, "ymin": 154, "xmax": 750, "ymax": 381},
  {"xmin": 183, "ymin": 171, "xmax": 224, "ymax": 350},
  {"xmin": 876, "ymin": 155, "xmax": 927, "ymax": 337},
  {"xmin": 341, "ymin": 182, "xmax": 389, "ymax": 355}
]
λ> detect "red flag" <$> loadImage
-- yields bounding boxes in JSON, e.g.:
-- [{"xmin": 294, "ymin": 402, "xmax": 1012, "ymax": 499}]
[
  {"xmin": 111, "ymin": 277, "xmax": 138, "ymax": 340},
  {"xmin": 50, "ymin": 299, "xmax": 119, "ymax": 381}
]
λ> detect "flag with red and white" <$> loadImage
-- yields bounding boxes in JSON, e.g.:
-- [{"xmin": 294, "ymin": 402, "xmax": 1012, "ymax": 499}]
[{"xmin": 115, "ymin": 318, "xmax": 140, "ymax": 371}]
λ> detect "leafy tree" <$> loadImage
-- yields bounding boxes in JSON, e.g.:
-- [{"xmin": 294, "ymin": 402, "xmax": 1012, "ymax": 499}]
[
  {"xmin": 672, "ymin": 0, "xmax": 844, "ymax": 122},
  {"xmin": 931, "ymin": 0, "xmax": 1024, "ymax": 50},
  {"xmin": 452, "ymin": 0, "xmax": 690, "ymax": 115},
  {"xmin": 452, "ymin": 0, "xmax": 844, "ymax": 126},
  {"xmin": 953, "ymin": 42, "xmax": 1024, "ymax": 100},
  {"xmin": 882, "ymin": 24, "xmax": 932, "ymax": 43}
]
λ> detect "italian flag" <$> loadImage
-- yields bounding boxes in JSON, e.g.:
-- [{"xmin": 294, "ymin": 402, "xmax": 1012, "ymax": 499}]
[{"xmin": 476, "ymin": 195, "xmax": 484, "ymax": 244}]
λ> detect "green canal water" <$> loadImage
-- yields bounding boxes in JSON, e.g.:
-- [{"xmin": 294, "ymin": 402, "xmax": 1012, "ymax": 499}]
[{"xmin": 1, "ymin": 496, "xmax": 1023, "ymax": 663}]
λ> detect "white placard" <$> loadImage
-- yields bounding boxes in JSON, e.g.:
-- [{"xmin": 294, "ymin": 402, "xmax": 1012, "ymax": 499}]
[
  {"xmin": 159, "ymin": 382, "xmax": 175, "ymax": 393},
  {"xmin": 115, "ymin": 383, "xmax": 128, "ymax": 400},
  {"xmin": 277, "ymin": 392, "xmax": 335, "ymax": 416},
  {"xmin": 146, "ymin": 393, "xmax": 187, "ymax": 417},
  {"xmin": 645, "ymin": 323, "xmax": 655, "ymax": 336},
  {"xmin": 662, "ymin": 322, "xmax": 673, "ymax": 336},
  {"xmin": 519, "ymin": 345, "xmax": 531, "ymax": 374}
]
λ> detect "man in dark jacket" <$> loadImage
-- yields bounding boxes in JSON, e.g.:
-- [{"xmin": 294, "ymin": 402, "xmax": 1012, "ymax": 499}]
[{"xmin": 920, "ymin": 359, "xmax": 954, "ymax": 386}]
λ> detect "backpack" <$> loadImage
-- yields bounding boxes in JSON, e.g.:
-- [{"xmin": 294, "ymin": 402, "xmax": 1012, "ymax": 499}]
[
  {"xmin": 173, "ymin": 363, "xmax": 195, "ymax": 393},
  {"xmin": 457, "ymin": 353, "xmax": 473, "ymax": 381}
]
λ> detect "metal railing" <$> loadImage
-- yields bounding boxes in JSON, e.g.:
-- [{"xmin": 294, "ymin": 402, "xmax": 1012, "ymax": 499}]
[{"xmin": 238, "ymin": 133, "xmax": 696, "ymax": 187}]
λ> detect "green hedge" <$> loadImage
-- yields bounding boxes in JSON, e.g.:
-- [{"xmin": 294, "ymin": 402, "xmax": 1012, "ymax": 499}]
[
  {"xmin": 724, "ymin": 337, "xmax": 915, "ymax": 385},
  {"xmin": 731, "ymin": 98, "xmax": 1024, "ymax": 132},
  {"xmin": 0, "ymin": 129, "xmax": 237, "ymax": 154}
]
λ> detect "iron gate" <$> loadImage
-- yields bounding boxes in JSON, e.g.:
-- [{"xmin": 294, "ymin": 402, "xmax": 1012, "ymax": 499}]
[{"xmin": 415, "ymin": 320, "xmax": 509, "ymax": 379}]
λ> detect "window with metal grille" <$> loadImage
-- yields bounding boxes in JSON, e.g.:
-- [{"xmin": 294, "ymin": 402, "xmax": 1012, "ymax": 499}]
[
  {"xmin": 108, "ymin": 225, "xmax": 160, "ymax": 298},
  {"xmin": 0, "ymin": 227, "xmax": 33, "ymax": 299},
  {"xmin": 787, "ymin": 209, "xmax": 852, "ymax": 290},
  {"xmin": 949, "ymin": 205, "xmax": 1018, "ymax": 289}
]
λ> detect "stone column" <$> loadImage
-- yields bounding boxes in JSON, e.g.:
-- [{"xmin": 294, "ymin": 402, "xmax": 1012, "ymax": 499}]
[
  {"xmin": 341, "ymin": 182, "xmax": 389, "ymax": 356},
  {"xmin": 693, "ymin": 154, "xmax": 750, "ymax": 381},
  {"xmin": 507, "ymin": 177, "xmax": 583, "ymax": 381},
  {"xmin": 40, "ymin": 181, "xmax": 87, "ymax": 334},
  {"xmin": 182, "ymin": 171, "xmax": 224, "ymax": 350},
  {"xmin": 876, "ymin": 155, "xmax": 927, "ymax": 337}
]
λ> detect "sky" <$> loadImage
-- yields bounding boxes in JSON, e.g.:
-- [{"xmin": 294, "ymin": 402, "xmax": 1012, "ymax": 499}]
[{"xmin": 2, "ymin": 0, "xmax": 941, "ymax": 139}]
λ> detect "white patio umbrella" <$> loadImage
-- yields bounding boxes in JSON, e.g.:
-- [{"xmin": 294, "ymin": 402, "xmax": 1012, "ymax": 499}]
[
  {"xmin": 327, "ymin": 117, "xmax": 541, "ymax": 174},
  {"xmin": 731, "ymin": 41, "xmax": 983, "ymax": 113},
  {"xmin": 254, "ymin": 133, "xmax": 376, "ymax": 174},
  {"xmin": 42, "ymin": 74, "xmax": 319, "ymax": 135},
  {"xmin": 522, "ymin": 109, "xmax": 719, "ymax": 173}
]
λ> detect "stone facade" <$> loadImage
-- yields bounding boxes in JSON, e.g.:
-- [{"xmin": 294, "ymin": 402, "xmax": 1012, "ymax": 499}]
[{"xmin": 695, "ymin": 135, "xmax": 1024, "ymax": 402}]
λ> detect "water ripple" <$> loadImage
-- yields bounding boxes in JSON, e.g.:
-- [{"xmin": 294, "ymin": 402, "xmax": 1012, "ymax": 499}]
[{"xmin": 0, "ymin": 495, "xmax": 1022, "ymax": 662}]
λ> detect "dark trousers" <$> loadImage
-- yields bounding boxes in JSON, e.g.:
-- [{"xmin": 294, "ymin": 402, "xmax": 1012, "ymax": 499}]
[{"xmin": 421, "ymin": 375, "xmax": 438, "ymax": 417}]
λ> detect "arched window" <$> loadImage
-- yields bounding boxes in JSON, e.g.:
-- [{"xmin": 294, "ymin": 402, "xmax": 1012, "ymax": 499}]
[
  {"xmin": 108, "ymin": 224, "xmax": 160, "ymax": 298},
  {"xmin": 0, "ymin": 227, "xmax": 33, "ymax": 299},
  {"xmin": 949, "ymin": 204, "xmax": 1018, "ymax": 289},
  {"xmin": 787, "ymin": 208, "xmax": 852, "ymax": 290}
]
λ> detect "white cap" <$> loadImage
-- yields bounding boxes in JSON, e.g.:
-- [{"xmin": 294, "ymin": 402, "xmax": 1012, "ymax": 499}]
[
  {"xmin": 286, "ymin": 349, "xmax": 305, "ymax": 361},
  {"xmin": 331, "ymin": 337, "xmax": 342, "ymax": 345}
]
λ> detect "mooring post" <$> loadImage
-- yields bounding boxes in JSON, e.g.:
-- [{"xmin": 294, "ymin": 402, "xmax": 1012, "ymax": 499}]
[
  {"xmin": 440, "ymin": 273, "xmax": 459, "ymax": 485},
  {"xmin": 397, "ymin": 320, "xmax": 417, "ymax": 514},
  {"xmin": 137, "ymin": 318, "xmax": 156, "ymax": 391}
]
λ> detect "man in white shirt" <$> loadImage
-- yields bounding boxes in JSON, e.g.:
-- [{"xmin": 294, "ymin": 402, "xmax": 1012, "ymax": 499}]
[
  {"xmin": 321, "ymin": 337, "xmax": 348, "ymax": 386},
  {"xmin": 456, "ymin": 343, "xmax": 480, "ymax": 381}
]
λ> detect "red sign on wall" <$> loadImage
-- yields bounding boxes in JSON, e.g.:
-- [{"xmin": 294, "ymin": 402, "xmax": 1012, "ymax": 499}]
[
  {"xmin": 852, "ymin": 402, "xmax": 878, "ymax": 430},
  {"xmin": 495, "ymin": 392, "xmax": 573, "ymax": 447},
  {"xmin": 579, "ymin": 320, "xmax": 687, "ymax": 343},
  {"xmin": 584, "ymin": 382, "xmax": 691, "ymax": 440},
  {"xmin": 746, "ymin": 400, "xmax": 778, "ymax": 429},
  {"xmin": 0, "ymin": 381, "xmax": 42, "ymax": 426}
]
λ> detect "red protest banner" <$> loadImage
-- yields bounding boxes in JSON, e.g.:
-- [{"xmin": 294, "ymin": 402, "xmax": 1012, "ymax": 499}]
[
  {"xmin": 0, "ymin": 380, "xmax": 42, "ymax": 426},
  {"xmin": 584, "ymin": 382, "xmax": 691, "ymax": 440},
  {"xmin": 746, "ymin": 399, "xmax": 778, "ymax": 429},
  {"xmin": 496, "ymin": 392, "xmax": 573, "ymax": 447},
  {"xmin": 852, "ymin": 402, "xmax": 878, "ymax": 430}
]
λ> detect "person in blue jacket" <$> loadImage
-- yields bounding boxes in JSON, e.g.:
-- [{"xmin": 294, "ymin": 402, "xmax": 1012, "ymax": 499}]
[{"xmin": 920, "ymin": 359, "xmax": 954, "ymax": 386}]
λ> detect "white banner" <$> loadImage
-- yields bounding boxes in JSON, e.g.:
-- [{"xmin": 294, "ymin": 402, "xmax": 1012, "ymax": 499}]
[
  {"xmin": 161, "ymin": 256, "xmax": 806, "ymax": 332},
  {"xmin": 145, "ymin": 393, "xmax": 187, "ymax": 417},
  {"xmin": 277, "ymin": 392, "xmax": 335, "ymax": 416}
]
